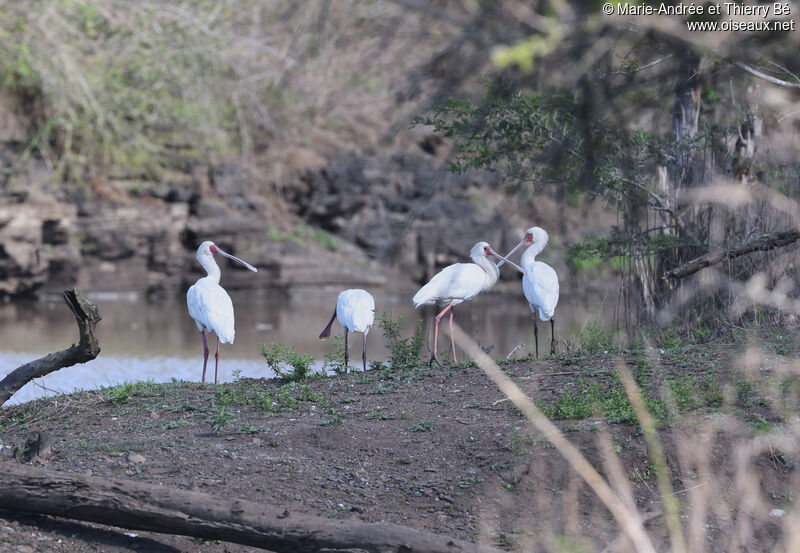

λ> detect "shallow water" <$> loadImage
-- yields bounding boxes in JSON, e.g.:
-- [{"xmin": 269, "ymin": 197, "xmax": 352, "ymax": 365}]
[{"xmin": 0, "ymin": 287, "xmax": 601, "ymax": 404}]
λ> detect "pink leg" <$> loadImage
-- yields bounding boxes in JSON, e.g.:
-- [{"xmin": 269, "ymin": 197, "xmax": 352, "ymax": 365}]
[
  {"xmin": 432, "ymin": 304, "xmax": 453, "ymax": 365},
  {"xmin": 200, "ymin": 331, "xmax": 209, "ymax": 382},
  {"xmin": 449, "ymin": 307, "xmax": 457, "ymax": 363},
  {"xmin": 214, "ymin": 339, "xmax": 221, "ymax": 384}
]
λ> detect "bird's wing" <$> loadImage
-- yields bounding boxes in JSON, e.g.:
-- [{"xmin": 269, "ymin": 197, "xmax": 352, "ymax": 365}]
[
  {"xmin": 523, "ymin": 262, "xmax": 559, "ymax": 320},
  {"xmin": 187, "ymin": 280, "xmax": 236, "ymax": 343},
  {"xmin": 337, "ymin": 289, "xmax": 375, "ymax": 333},
  {"xmin": 413, "ymin": 263, "xmax": 485, "ymax": 307},
  {"xmin": 187, "ymin": 284, "xmax": 207, "ymax": 332}
]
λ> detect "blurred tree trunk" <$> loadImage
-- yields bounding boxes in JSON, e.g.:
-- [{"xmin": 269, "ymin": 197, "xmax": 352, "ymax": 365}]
[{"xmin": 631, "ymin": 51, "xmax": 703, "ymax": 323}]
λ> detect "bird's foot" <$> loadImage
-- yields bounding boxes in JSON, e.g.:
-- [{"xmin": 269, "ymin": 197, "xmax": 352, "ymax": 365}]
[{"xmin": 429, "ymin": 354, "xmax": 443, "ymax": 368}]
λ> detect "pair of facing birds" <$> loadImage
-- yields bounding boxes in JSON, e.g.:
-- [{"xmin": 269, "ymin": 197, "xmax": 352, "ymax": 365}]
[{"xmin": 186, "ymin": 227, "xmax": 558, "ymax": 382}]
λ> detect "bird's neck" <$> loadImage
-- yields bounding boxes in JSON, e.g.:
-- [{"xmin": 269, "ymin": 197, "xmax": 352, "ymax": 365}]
[
  {"xmin": 521, "ymin": 243, "xmax": 544, "ymax": 269},
  {"xmin": 474, "ymin": 253, "xmax": 500, "ymax": 289},
  {"xmin": 199, "ymin": 256, "xmax": 221, "ymax": 284}
]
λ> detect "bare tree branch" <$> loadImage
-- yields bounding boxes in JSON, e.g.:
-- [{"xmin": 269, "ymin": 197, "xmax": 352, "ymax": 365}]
[
  {"xmin": 735, "ymin": 62, "xmax": 800, "ymax": 88},
  {"xmin": 0, "ymin": 289, "xmax": 101, "ymax": 406},
  {"xmin": 662, "ymin": 230, "xmax": 800, "ymax": 280}
]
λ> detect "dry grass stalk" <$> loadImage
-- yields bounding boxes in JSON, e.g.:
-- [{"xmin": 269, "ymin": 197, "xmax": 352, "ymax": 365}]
[
  {"xmin": 616, "ymin": 361, "xmax": 687, "ymax": 553},
  {"xmin": 449, "ymin": 322, "xmax": 658, "ymax": 553}
]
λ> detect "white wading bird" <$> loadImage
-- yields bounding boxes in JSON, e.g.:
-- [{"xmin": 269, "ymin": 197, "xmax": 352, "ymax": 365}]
[
  {"xmin": 502, "ymin": 227, "xmax": 560, "ymax": 358},
  {"xmin": 319, "ymin": 289, "xmax": 375, "ymax": 372},
  {"xmin": 187, "ymin": 241, "xmax": 257, "ymax": 383},
  {"xmin": 413, "ymin": 241, "xmax": 525, "ymax": 366}
]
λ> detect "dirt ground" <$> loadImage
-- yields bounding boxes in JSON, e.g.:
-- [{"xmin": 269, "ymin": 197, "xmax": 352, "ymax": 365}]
[{"xmin": 0, "ymin": 331, "xmax": 798, "ymax": 553}]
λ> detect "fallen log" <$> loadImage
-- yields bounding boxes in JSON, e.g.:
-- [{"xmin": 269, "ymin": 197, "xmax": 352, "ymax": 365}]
[
  {"xmin": 0, "ymin": 289, "xmax": 101, "ymax": 406},
  {"xmin": 662, "ymin": 229, "xmax": 800, "ymax": 280},
  {"xmin": 0, "ymin": 462, "xmax": 498, "ymax": 553}
]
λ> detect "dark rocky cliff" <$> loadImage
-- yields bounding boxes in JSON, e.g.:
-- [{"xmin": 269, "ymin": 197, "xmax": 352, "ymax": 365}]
[{"xmin": 0, "ymin": 144, "xmax": 522, "ymax": 298}]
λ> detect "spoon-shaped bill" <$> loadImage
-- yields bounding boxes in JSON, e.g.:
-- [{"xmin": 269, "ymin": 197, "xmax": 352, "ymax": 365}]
[
  {"xmin": 496, "ymin": 233, "xmax": 531, "ymax": 268},
  {"xmin": 487, "ymin": 247, "xmax": 526, "ymax": 274},
  {"xmin": 217, "ymin": 249, "xmax": 258, "ymax": 272}
]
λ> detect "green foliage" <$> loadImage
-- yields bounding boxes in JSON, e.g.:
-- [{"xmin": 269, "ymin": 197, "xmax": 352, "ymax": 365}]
[
  {"xmin": 104, "ymin": 380, "xmax": 159, "ymax": 405},
  {"xmin": 320, "ymin": 409, "xmax": 343, "ymax": 427},
  {"xmin": 322, "ymin": 335, "xmax": 348, "ymax": 375},
  {"xmin": 374, "ymin": 311, "xmax": 424, "ymax": 371},
  {"xmin": 367, "ymin": 409, "xmax": 396, "ymax": 420},
  {"xmin": 208, "ymin": 405, "xmax": 234, "ymax": 433},
  {"xmin": 0, "ymin": 2, "xmax": 273, "ymax": 183},
  {"xmin": 491, "ymin": 22, "xmax": 562, "ymax": 73},
  {"xmin": 536, "ymin": 375, "xmax": 664, "ymax": 425},
  {"xmin": 666, "ymin": 376, "xmax": 722, "ymax": 413},
  {"xmin": 658, "ymin": 328, "xmax": 684, "ymax": 349},
  {"xmin": 577, "ymin": 321, "xmax": 613, "ymax": 354},
  {"xmin": 503, "ymin": 431, "xmax": 534, "ymax": 455},
  {"xmin": 261, "ymin": 343, "xmax": 316, "ymax": 382},
  {"xmin": 163, "ymin": 419, "xmax": 192, "ymax": 430},
  {"xmin": 413, "ymin": 84, "xmax": 586, "ymax": 189},
  {"xmin": 407, "ymin": 419, "xmax": 435, "ymax": 432},
  {"xmin": 267, "ymin": 225, "xmax": 337, "ymax": 251},
  {"xmin": 250, "ymin": 381, "xmax": 328, "ymax": 414},
  {"xmin": 569, "ymin": 232, "xmax": 690, "ymax": 269}
]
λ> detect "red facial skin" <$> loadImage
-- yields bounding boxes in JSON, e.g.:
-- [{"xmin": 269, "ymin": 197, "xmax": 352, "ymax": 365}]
[{"xmin": 209, "ymin": 244, "xmax": 219, "ymax": 254}]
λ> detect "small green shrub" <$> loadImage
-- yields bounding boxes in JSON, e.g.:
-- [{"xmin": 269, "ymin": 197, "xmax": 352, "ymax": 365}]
[
  {"xmin": 577, "ymin": 322, "xmax": 612, "ymax": 354},
  {"xmin": 261, "ymin": 343, "xmax": 315, "ymax": 382},
  {"xmin": 408, "ymin": 419, "xmax": 434, "ymax": 432},
  {"xmin": 322, "ymin": 335, "xmax": 348, "ymax": 376},
  {"xmin": 657, "ymin": 327, "xmax": 684, "ymax": 349},
  {"xmin": 104, "ymin": 380, "xmax": 158, "ymax": 405},
  {"xmin": 208, "ymin": 405, "xmax": 234, "ymax": 433},
  {"xmin": 375, "ymin": 311, "xmax": 424, "ymax": 371}
]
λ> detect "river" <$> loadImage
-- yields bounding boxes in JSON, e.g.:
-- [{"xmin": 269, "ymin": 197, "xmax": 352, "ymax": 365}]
[{"xmin": 0, "ymin": 288, "xmax": 603, "ymax": 405}]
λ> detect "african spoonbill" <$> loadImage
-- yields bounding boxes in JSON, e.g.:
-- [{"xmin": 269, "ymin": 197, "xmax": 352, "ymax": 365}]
[
  {"xmin": 413, "ymin": 241, "xmax": 524, "ymax": 365},
  {"xmin": 319, "ymin": 289, "xmax": 375, "ymax": 372},
  {"xmin": 516, "ymin": 227, "xmax": 560, "ymax": 358},
  {"xmin": 187, "ymin": 241, "xmax": 257, "ymax": 383}
]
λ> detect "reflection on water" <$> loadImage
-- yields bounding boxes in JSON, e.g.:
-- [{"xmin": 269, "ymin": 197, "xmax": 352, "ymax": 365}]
[{"xmin": 0, "ymin": 288, "xmax": 600, "ymax": 404}]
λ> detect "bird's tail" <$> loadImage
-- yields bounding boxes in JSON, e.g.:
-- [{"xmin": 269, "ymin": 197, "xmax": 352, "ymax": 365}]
[
  {"xmin": 412, "ymin": 285, "xmax": 436, "ymax": 309},
  {"xmin": 319, "ymin": 308, "xmax": 337, "ymax": 339}
]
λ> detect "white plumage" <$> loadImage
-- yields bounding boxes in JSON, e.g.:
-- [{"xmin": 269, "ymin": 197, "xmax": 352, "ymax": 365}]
[
  {"xmin": 523, "ymin": 262, "xmax": 559, "ymax": 320},
  {"xmin": 336, "ymin": 289, "xmax": 375, "ymax": 334},
  {"xmin": 319, "ymin": 289, "xmax": 375, "ymax": 371},
  {"xmin": 187, "ymin": 240, "xmax": 257, "ymax": 382},
  {"xmin": 413, "ymin": 241, "xmax": 523, "ymax": 364},
  {"xmin": 517, "ymin": 227, "xmax": 559, "ymax": 357},
  {"xmin": 413, "ymin": 242, "xmax": 500, "ymax": 309},
  {"xmin": 187, "ymin": 279, "xmax": 236, "ymax": 343}
]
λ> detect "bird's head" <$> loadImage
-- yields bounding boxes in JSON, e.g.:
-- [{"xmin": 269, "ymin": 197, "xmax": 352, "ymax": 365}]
[
  {"xmin": 525, "ymin": 227, "xmax": 549, "ymax": 247},
  {"xmin": 195, "ymin": 240, "xmax": 258, "ymax": 272},
  {"xmin": 197, "ymin": 241, "xmax": 216, "ymax": 258},
  {"xmin": 475, "ymin": 242, "xmax": 525, "ymax": 273}
]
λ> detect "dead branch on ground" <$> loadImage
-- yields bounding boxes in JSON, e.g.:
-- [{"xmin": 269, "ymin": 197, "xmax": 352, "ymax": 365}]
[{"xmin": 0, "ymin": 462, "xmax": 498, "ymax": 553}]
